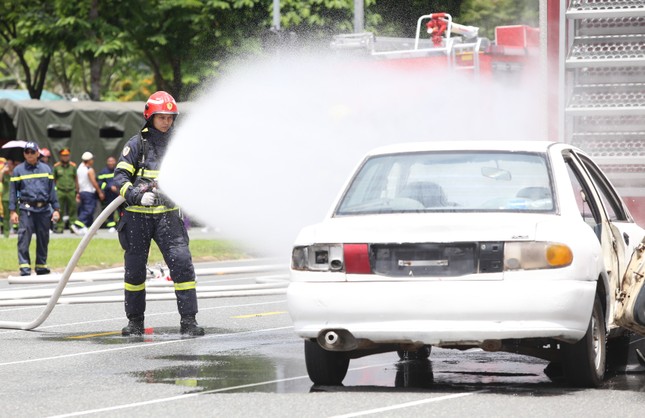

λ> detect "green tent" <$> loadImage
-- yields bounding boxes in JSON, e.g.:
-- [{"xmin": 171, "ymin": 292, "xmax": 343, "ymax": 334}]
[{"xmin": 0, "ymin": 99, "xmax": 190, "ymax": 170}]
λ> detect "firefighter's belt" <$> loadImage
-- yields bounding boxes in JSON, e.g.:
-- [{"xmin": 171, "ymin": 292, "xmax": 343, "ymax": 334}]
[{"xmin": 22, "ymin": 201, "xmax": 47, "ymax": 208}]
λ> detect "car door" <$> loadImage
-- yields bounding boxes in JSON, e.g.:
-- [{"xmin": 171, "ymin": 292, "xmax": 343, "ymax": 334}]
[
  {"xmin": 573, "ymin": 151, "xmax": 645, "ymax": 334},
  {"xmin": 563, "ymin": 151, "xmax": 620, "ymax": 326},
  {"xmin": 616, "ymin": 240, "xmax": 645, "ymax": 334}
]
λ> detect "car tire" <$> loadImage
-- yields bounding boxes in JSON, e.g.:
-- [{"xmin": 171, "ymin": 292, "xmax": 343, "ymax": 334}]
[
  {"xmin": 562, "ymin": 296, "xmax": 606, "ymax": 387},
  {"xmin": 304, "ymin": 339, "xmax": 350, "ymax": 385},
  {"xmin": 397, "ymin": 345, "xmax": 432, "ymax": 360}
]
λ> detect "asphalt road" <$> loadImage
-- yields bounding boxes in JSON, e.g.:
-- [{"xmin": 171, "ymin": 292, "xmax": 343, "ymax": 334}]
[{"xmin": 0, "ymin": 260, "xmax": 644, "ymax": 417}]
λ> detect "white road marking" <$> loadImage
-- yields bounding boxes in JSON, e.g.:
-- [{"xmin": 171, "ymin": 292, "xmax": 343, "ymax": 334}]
[
  {"xmin": 0, "ymin": 299, "xmax": 286, "ymax": 334},
  {"xmin": 0, "ymin": 325, "xmax": 294, "ymax": 367},
  {"xmin": 47, "ymin": 362, "xmax": 394, "ymax": 418},
  {"xmin": 328, "ymin": 391, "xmax": 486, "ymax": 418}
]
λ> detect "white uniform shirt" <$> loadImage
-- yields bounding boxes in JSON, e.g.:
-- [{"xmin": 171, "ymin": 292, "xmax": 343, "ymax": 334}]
[{"xmin": 77, "ymin": 163, "xmax": 94, "ymax": 193}]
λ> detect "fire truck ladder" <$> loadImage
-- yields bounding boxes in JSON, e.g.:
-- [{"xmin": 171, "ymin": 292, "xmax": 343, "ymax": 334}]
[{"xmin": 565, "ymin": 0, "xmax": 645, "ymax": 194}]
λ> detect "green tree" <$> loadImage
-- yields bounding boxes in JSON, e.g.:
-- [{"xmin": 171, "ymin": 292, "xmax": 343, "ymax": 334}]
[
  {"xmin": 278, "ymin": 0, "xmax": 382, "ymax": 40},
  {"xmin": 47, "ymin": 0, "xmax": 131, "ymax": 100},
  {"xmin": 0, "ymin": 0, "xmax": 62, "ymax": 99},
  {"xmin": 116, "ymin": 0, "xmax": 268, "ymax": 101}
]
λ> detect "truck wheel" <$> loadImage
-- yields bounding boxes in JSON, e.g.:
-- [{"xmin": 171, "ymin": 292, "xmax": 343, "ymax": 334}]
[
  {"xmin": 304, "ymin": 339, "xmax": 350, "ymax": 385},
  {"xmin": 397, "ymin": 345, "xmax": 432, "ymax": 360},
  {"xmin": 562, "ymin": 296, "xmax": 606, "ymax": 387}
]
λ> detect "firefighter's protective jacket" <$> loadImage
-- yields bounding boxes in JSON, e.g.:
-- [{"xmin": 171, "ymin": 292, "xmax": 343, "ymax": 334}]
[
  {"xmin": 9, "ymin": 160, "xmax": 59, "ymax": 213},
  {"xmin": 114, "ymin": 126, "xmax": 178, "ymax": 214}
]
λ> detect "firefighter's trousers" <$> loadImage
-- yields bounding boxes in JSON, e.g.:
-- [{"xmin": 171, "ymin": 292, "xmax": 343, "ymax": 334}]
[
  {"xmin": 117, "ymin": 210, "xmax": 198, "ymax": 318},
  {"xmin": 17, "ymin": 209, "xmax": 51, "ymax": 274}
]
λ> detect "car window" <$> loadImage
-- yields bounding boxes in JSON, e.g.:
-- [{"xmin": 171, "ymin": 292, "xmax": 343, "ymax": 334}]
[
  {"xmin": 576, "ymin": 154, "xmax": 627, "ymax": 222},
  {"xmin": 335, "ymin": 151, "xmax": 554, "ymax": 215},
  {"xmin": 564, "ymin": 156, "xmax": 604, "ymax": 241}
]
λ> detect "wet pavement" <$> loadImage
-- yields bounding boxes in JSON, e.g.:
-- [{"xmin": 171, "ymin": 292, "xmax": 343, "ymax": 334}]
[{"xmin": 0, "ymin": 260, "xmax": 644, "ymax": 417}]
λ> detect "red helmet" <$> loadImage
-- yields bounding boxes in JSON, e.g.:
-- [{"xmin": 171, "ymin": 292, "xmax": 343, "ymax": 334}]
[{"xmin": 143, "ymin": 91, "xmax": 179, "ymax": 121}]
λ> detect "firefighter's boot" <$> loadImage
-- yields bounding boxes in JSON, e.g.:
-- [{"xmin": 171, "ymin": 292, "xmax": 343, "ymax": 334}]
[
  {"xmin": 121, "ymin": 315, "xmax": 145, "ymax": 336},
  {"xmin": 180, "ymin": 316, "xmax": 205, "ymax": 336}
]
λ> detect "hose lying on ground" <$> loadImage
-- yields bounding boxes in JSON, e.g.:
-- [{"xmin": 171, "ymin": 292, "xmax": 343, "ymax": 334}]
[{"xmin": 0, "ymin": 196, "xmax": 125, "ymax": 330}]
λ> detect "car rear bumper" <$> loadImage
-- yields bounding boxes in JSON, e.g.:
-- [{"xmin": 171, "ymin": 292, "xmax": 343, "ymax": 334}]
[{"xmin": 286, "ymin": 279, "xmax": 597, "ymax": 345}]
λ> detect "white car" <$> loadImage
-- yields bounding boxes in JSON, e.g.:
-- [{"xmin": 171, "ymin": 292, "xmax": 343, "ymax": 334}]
[{"xmin": 287, "ymin": 140, "xmax": 645, "ymax": 387}]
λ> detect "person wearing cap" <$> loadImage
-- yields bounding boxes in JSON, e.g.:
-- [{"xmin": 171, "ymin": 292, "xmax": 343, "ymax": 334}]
[
  {"xmin": 9, "ymin": 142, "xmax": 60, "ymax": 276},
  {"xmin": 113, "ymin": 91, "xmax": 204, "ymax": 337},
  {"xmin": 76, "ymin": 151, "xmax": 104, "ymax": 233},
  {"xmin": 53, "ymin": 148, "xmax": 81, "ymax": 234}
]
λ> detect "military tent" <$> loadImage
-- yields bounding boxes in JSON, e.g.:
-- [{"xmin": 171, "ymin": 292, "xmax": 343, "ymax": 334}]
[{"xmin": 0, "ymin": 99, "xmax": 191, "ymax": 171}]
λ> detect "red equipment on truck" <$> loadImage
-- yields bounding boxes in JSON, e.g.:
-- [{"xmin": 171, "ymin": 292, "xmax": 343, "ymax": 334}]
[{"xmin": 331, "ymin": 12, "xmax": 539, "ymax": 82}]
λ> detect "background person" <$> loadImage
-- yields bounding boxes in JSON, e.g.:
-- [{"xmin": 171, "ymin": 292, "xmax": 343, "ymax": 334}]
[
  {"xmin": 113, "ymin": 91, "xmax": 204, "ymax": 337},
  {"xmin": 97, "ymin": 156, "xmax": 119, "ymax": 232},
  {"xmin": 53, "ymin": 148, "xmax": 80, "ymax": 234},
  {"xmin": 39, "ymin": 147, "xmax": 52, "ymax": 166},
  {"xmin": 9, "ymin": 142, "xmax": 60, "ymax": 276},
  {"xmin": 1, "ymin": 159, "xmax": 16, "ymax": 237},
  {"xmin": 76, "ymin": 151, "xmax": 104, "ymax": 233}
]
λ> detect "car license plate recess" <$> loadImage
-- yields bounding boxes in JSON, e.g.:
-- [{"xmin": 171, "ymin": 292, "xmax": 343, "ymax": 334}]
[{"xmin": 371, "ymin": 242, "xmax": 504, "ymax": 277}]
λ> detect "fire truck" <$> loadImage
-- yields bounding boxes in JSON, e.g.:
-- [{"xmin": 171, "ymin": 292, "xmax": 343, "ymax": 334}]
[{"xmin": 331, "ymin": 1, "xmax": 645, "ymax": 225}]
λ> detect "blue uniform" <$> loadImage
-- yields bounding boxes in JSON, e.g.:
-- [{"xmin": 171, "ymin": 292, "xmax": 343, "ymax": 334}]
[{"xmin": 9, "ymin": 160, "xmax": 59, "ymax": 275}]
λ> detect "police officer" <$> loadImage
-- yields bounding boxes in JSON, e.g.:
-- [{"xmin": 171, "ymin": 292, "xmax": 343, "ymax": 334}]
[
  {"xmin": 53, "ymin": 148, "xmax": 80, "ymax": 234},
  {"xmin": 9, "ymin": 142, "xmax": 60, "ymax": 276},
  {"xmin": 113, "ymin": 91, "xmax": 204, "ymax": 336}
]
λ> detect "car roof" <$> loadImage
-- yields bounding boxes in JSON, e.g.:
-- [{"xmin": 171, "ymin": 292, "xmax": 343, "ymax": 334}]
[{"xmin": 366, "ymin": 140, "xmax": 566, "ymax": 156}]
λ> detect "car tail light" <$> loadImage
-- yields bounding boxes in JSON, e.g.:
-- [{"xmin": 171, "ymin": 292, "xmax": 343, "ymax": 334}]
[
  {"xmin": 344, "ymin": 243, "xmax": 372, "ymax": 274},
  {"xmin": 292, "ymin": 244, "xmax": 344, "ymax": 272},
  {"xmin": 291, "ymin": 243, "xmax": 371, "ymax": 273},
  {"xmin": 504, "ymin": 242, "xmax": 573, "ymax": 270}
]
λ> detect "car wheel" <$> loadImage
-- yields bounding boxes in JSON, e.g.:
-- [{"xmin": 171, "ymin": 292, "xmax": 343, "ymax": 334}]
[
  {"xmin": 562, "ymin": 296, "xmax": 606, "ymax": 387},
  {"xmin": 304, "ymin": 339, "xmax": 350, "ymax": 385},
  {"xmin": 397, "ymin": 345, "xmax": 432, "ymax": 360}
]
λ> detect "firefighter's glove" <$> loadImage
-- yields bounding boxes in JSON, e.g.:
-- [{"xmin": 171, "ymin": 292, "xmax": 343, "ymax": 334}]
[{"xmin": 140, "ymin": 192, "xmax": 156, "ymax": 206}]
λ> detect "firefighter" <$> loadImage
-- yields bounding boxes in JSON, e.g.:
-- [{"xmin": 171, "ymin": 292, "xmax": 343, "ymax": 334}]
[
  {"xmin": 9, "ymin": 142, "xmax": 60, "ymax": 276},
  {"xmin": 53, "ymin": 148, "xmax": 81, "ymax": 234},
  {"xmin": 113, "ymin": 91, "xmax": 204, "ymax": 337}
]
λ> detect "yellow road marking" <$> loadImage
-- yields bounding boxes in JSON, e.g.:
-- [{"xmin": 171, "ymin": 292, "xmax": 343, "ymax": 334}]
[
  {"xmin": 231, "ymin": 311, "xmax": 287, "ymax": 319},
  {"xmin": 66, "ymin": 331, "xmax": 121, "ymax": 339}
]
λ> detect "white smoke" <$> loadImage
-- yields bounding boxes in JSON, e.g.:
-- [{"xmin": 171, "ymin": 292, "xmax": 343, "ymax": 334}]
[{"xmin": 159, "ymin": 53, "xmax": 546, "ymax": 258}]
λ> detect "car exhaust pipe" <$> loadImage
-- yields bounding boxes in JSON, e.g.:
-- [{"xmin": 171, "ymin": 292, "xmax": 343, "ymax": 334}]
[
  {"xmin": 317, "ymin": 329, "xmax": 358, "ymax": 351},
  {"xmin": 325, "ymin": 330, "xmax": 339, "ymax": 345}
]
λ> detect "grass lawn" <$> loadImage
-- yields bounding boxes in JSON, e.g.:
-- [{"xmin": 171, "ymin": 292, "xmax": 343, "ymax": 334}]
[{"xmin": 0, "ymin": 237, "xmax": 247, "ymax": 275}]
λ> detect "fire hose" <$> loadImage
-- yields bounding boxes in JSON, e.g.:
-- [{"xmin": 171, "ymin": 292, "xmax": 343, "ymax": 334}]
[
  {"xmin": 0, "ymin": 196, "xmax": 127, "ymax": 330},
  {"xmin": 0, "ymin": 196, "xmax": 289, "ymax": 329}
]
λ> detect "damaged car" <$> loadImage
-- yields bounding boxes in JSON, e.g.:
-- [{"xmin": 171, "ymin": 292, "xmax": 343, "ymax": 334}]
[{"xmin": 287, "ymin": 140, "xmax": 645, "ymax": 387}]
